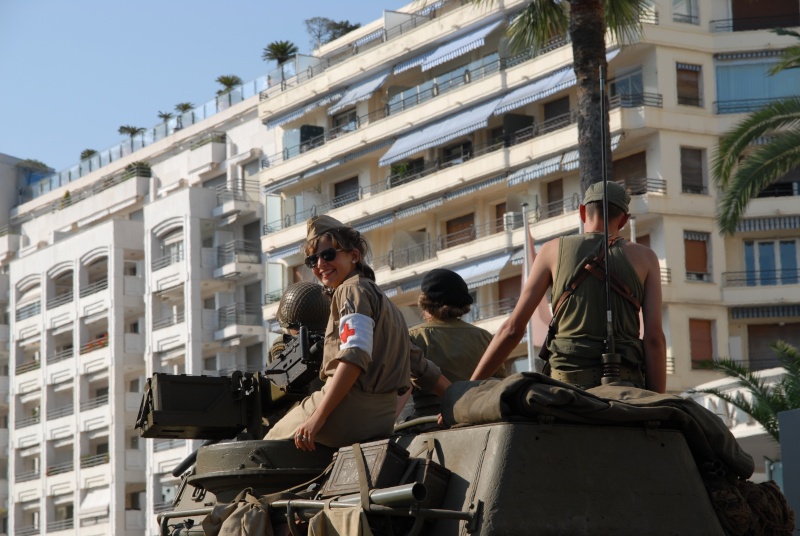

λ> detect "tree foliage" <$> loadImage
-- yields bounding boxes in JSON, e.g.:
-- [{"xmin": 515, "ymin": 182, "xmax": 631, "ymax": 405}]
[
  {"xmin": 118, "ymin": 125, "xmax": 145, "ymax": 138},
  {"xmin": 174, "ymin": 102, "xmax": 194, "ymax": 113},
  {"xmin": 262, "ymin": 40, "xmax": 299, "ymax": 65},
  {"xmin": 697, "ymin": 341, "xmax": 800, "ymax": 443},
  {"xmin": 80, "ymin": 149, "xmax": 97, "ymax": 161},
  {"xmin": 712, "ymin": 29, "xmax": 800, "ymax": 234},
  {"xmin": 158, "ymin": 111, "xmax": 174, "ymax": 122},
  {"xmin": 215, "ymin": 75, "xmax": 243, "ymax": 96},
  {"xmin": 304, "ymin": 18, "xmax": 361, "ymax": 48}
]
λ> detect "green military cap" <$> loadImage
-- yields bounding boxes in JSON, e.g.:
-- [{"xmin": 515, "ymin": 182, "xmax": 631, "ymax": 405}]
[
  {"xmin": 306, "ymin": 215, "xmax": 349, "ymax": 241},
  {"xmin": 582, "ymin": 181, "xmax": 630, "ymax": 214}
]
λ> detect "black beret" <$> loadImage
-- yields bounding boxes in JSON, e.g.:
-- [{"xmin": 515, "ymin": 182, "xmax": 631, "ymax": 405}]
[{"xmin": 421, "ymin": 269, "xmax": 473, "ymax": 307}]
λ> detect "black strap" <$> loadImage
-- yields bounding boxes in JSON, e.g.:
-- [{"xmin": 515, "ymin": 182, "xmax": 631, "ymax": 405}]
[{"xmin": 352, "ymin": 443, "xmax": 372, "ymax": 512}]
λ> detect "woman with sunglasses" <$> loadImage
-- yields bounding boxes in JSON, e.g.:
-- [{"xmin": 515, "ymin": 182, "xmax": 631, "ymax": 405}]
[{"xmin": 265, "ymin": 215, "xmax": 451, "ymax": 450}]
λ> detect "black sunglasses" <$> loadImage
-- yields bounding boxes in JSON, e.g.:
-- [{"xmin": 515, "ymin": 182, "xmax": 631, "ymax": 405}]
[{"xmin": 305, "ymin": 248, "xmax": 344, "ymax": 268}]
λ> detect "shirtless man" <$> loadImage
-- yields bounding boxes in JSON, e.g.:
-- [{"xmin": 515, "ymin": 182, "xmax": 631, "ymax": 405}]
[{"xmin": 471, "ymin": 182, "xmax": 667, "ymax": 393}]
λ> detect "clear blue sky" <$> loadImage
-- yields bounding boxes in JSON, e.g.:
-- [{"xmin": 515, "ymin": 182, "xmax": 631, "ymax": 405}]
[{"xmin": 0, "ymin": 0, "xmax": 407, "ymax": 173}]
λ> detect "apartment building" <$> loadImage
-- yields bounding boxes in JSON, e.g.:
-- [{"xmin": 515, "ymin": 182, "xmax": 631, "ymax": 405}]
[
  {"xmin": 1, "ymin": 76, "xmax": 274, "ymax": 533},
  {"xmin": 1, "ymin": 0, "xmax": 799, "ymax": 533},
  {"xmin": 257, "ymin": 0, "xmax": 800, "ymax": 479}
]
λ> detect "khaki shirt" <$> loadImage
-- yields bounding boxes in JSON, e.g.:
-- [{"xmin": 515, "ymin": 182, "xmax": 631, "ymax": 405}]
[
  {"xmin": 322, "ymin": 274, "xmax": 441, "ymax": 394},
  {"xmin": 404, "ymin": 318, "xmax": 506, "ymax": 418}
]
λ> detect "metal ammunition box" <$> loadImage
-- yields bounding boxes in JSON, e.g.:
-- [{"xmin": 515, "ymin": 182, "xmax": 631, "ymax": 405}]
[{"xmin": 320, "ymin": 439, "xmax": 410, "ymax": 497}]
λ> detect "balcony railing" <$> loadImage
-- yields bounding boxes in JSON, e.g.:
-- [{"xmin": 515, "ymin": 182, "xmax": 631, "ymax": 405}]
[
  {"xmin": 16, "ymin": 525, "xmax": 41, "ymax": 536},
  {"xmin": 686, "ymin": 271, "xmax": 712, "ymax": 283},
  {"xmin": 673, "ymin": 13, "xmax": 699, "ymax": 25},
  {"xmin": 47, "ymin": 519, "xmax": 75, "ymax": 532},
  {"xmin": 47, "ymin": 404, "xmax": 74, "ymax": 419},
  {"xmin": 723, "ymin": 269, "xmax": 800, "ymax": 287},
  {"xmin": 758, "ymin": 180, "xmax": 800, "ymax": 198},
  {"xmin": 15, "ymin": 469, "xmax": 40, "ymax": 482},
  {"xmin": 710, "ymin": 14, "xmax": 800, "ymax": 32},
  {"xmin": 15, "ymin": 415, "xmax": 40, "ymax": 429},
  {"xmin": 190, "ymin": 131, "xmax": 226, "ymax": 150},
  {"xmin": 46, "ymin": 291, "xmax": 74, "ymax": 310},
  {"xmin": 154, "ymin": 502, "xmax": 174, "ymax": 514},
  {"xmin": 16, "ymin": 301, "xmax": 41, "ymax": 321},
  {"xmin": 661, "ymin": 268, "xmax": 672, "ymax": 284},
  {"xmin": 48, "ymin": 347, "xmax": 74, "ymax": 364},
  {"xmin": 80, "ymin": 278, "xmax": 108, "ymax": 298},
  {"xmin": 79, "ymin": 335, "xmax": 109, "ymax": 355},
  {"xmin": 46, "ymin": 460, "xmax": 74, "ymax": 476},
  {"xmin": 533, "ymin": 194, "xmax": 581, "ymax": 222},
  {"xmin": 16, "ymin": 360, "xmax": 41, "ymax": 375},
  {"xmin": 152, "ymin": 250, "xmax": 184, "ymax": 271},
  {"xmin": 81, "ymin": 393, "xmax": 109, "ymax": 411},
  {"xmin": 218, "ymin": 303, "xmax": 262, "ymax": 329},
  {"xmin": 677, "ymin": 95, "xmax": 703, "ymax": 107},
  {"xmin": 609, "ymin": 92, "xmax": 663, "ymax": 109},
  {"xmin": 619, "ymin": 177, "xmax": 667, "ymax": 195},
  {"xmin": 715, "ymin": 97, "xmax": 784, "ymax": 115},
  {"xmin": 80, "ymin": 453, "xmax": 110, "ymax": 468},
  {"xmin": 264, "ymin": 289, "xmax": 284, "ymax": 305},
  {"xmin": 216, "ymin": 179, "xmax": 259, "ymax": 204},
  {"xmin": 153, "ymin": 311, "xmax": 185, "ymax": 331},
  {"xmin": 153, "ymin": 438, "xmax": 186, "ymax": 452},
  {"xmin": 217, "ymin": 240, "xmax": 261, "ymax": 266},
  {"xmin": 466, "ymin": 298, "xmax": 519, "ymax": 323}
]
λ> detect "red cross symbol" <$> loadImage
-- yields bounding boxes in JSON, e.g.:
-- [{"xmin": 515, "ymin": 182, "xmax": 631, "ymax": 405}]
[{"xmin": 340, "ymin": 321, "xmax": 356, "ymax": 343}]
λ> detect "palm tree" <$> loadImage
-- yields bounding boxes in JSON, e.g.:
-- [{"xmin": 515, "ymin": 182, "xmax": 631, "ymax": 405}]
[
  {"xmin": 80, "ymin": 149, "xmax": 97, "ymax": 161},
  {"xmin": 474, "ymin": 0, "xmax": 648, "ymax": 194},
  {"xmin": 215, "ymin": 74, "xmax": 243, "ymax": 96},
  {"xmin": 158, "ymin": 111, "xmax": 174, "ymax": 123},
  {"xmin": 696, "ymin": 341, "xmax": 800, "ymax": 443},
  {"xmin": 118, "ymin": 125, "xmax": 145, "ymax": 138},
  {"xmin": 174, "ymin": 102, "xmax": 194, "ymax": 129},
  {"xmin": 711, "ymin": 29, "xmax": 800, "ymax": 234},
  {"xmin": 262, "ymin": 40, "xmax": 299, "ymax": 66}
]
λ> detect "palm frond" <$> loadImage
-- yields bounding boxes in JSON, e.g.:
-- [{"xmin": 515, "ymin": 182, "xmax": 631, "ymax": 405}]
[
  {"xmin": 701, "ymin": 359, "xmax": 775, "ymax": 406},
  {"xmin": 717, "ymin": 128, "xmax": 800, "ymax": 233},
  {"xmin": 505, "ymin": 0, "xmax": 568, "ymax": 54},
  {"xmin": 696, "ymin": 386, "xmax": 780, "ymax": 442},
  {"xmin": 604, "ymin": 0, "xmax": 648, "ymax": 45},
  {"xmin": 712, "ymin": 97, "xmax": 800, "ymax": 191},
  {"xmin": 771, "ymin": 341, "xmax": 800, "ymax": 407}
]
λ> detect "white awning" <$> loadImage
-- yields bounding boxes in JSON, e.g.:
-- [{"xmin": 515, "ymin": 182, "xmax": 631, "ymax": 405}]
[
  {"xmin": 268, "ymin": 242, "xmax": 303, "ymax": 261},
  {"xmin": 356, "ymin": 214, "xmax": 395, "ymax": 233},
  {"xmin": 395, "ymin": 198, "xmax": 444, "ymax": 219},
  {"xmin": 266, "ymin": 91, "xmax": 344, "ymax": 129},
  {"xmin": 400, "ymin": 278, "xmax": 424, "ymax": 294},
  {"xmin": 561, "ymin": 149, "xmax": 580, "ymax": 171},
  {"xmin": 302, "ymin": 160, "xmax": 341, "ymax": 179},
  {"xmin": 329, "ymin": 70, "xmax": 390, "ymax": 115},
  {"xmin": 454, "ymin": 252, "xmax": 512, "ymax": 289},
  {"xmin": 263, "ymin": 175, "xmax": 300, "ymax": 194},
  {"xmin": 379, "ymin": 97, "xmax": 501, "ymax": 167},
  {"xmin": 445, "ymin": 174, "xmax": 506, "ymax": 201},
  {"xmin": 494, "ymin": 49, "xmax": 620, "ymax": 116},
  {"xmin": 394, "ymin": 19, "xmax": 502, "ymax": 74},
  {"xmin": 80, "ymin": 487, "xmax": 110, "ymax": 517},
  {"xmin": 421, "ymin": 20, "xmax": 503, "ymax": 71},
  {"xmin": 507, "ymin": 156, "xmax": 563, "ymax": 186}
]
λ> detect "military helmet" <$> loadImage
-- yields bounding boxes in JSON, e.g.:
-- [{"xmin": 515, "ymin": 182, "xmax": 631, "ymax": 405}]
[{"xmin": 276, "ymin": 281, "xmax": 331, "ymax": 333}]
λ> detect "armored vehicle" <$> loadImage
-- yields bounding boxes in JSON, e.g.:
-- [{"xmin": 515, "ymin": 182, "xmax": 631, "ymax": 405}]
[{"xmin": 135, "ymin": 325, "xmax": 767, "ymax": 536}]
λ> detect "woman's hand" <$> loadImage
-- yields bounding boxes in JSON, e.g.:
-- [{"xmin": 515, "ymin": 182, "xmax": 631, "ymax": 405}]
[{"xmin": 295, "ymin": 414, "xmax": 326, "ymax": 451}]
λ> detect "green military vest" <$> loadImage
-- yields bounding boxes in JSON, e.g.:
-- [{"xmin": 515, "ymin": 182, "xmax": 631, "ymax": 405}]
[{"xmin": 548, "ymin": 233, "xmax": 644, "ymax": 373}]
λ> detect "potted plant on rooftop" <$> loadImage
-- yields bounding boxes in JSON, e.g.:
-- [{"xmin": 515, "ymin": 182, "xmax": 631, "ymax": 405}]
[{"xmin": 122, "ymin": 161, "xmax": 151, "ymax": 181}]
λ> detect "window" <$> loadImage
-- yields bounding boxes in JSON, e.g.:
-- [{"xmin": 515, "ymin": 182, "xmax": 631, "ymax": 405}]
[
  {"xmin": 331, "ymin": 109, "xmax": 358, "ymax": 138},
  {"xmin": 610, "ymin": 68, "xmax": 643, "ymax": 100},
  {"xmin": 445, "ymin": 213, "xmax": 475, "ymax": 248},
  {"xmin": 494, "ymin": 202, "xmax": 507, "ymax": 233},
  {"xmin": 744, "ymin": 239, "xmax": 799, "ymax": 286},
  {"xmin": 389, "ymin": 158, "xmax": 424, "ymax": 188},
  {"xmin": 543, "ymin": 97, "xmax": 570, "ymax": 131},
  {"xmin": 680, "ymin": 148, "xmax": 705, "ymax": 194},
  {"xmin": 757, "ymin": 166, "xmax": 800, "ymax": 198},
  {"xmin": 498, "ymin": 277, "xmax": 521, "ymax": 315},
  {"xmin": 442, "ymin": 141, "xmax": 472, "ymax": 166},
  {"xmin": 613, "ymin": 152, "xmax": 647, "ymax": 193},
  {"xmin": 689, "ymin": 319, "xmax": 714, "ymax": 368},
  {"xmin": 677, "ymin": 64, "xmax": 702, "ymax": 106},
  {"xmin": 684, "ymin": 231, "xmax": 711, "ymax": 281},
  {"xmin": 545, "ymin": 179, "xmax": 564, "ymax": 218},
  {"xmin": 673, "ymin": 0, "xmax": 699, "ymax": 24},
  {"xmin": 716, "ymin": 61, "xmax": 800, "ymax": 113},
  {"xmin": 731, "ymin": 0, "xmax": 799, "ymax": 32},
  {"xmin": 333, "ymin": 177, "xmax": 360, "ymax": 208}
]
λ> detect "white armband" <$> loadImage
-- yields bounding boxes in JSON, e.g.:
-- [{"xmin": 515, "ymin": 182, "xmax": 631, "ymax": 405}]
[{"xmin": 338, "ymin": 313, "xmax": 375, "ymax": 356}]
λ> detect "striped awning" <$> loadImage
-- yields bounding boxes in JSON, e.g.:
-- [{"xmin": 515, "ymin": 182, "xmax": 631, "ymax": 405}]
[
  {"xmin": 736, "ymin": 216, "xmax": 800, "ymax": 233},
  {"xmin": 507, "ymin": 156, "xmax": 563, "ymax": 186},
  {"xmin": 445, "ymin": 174, "xmax": 506, "ymax": 200},
  {"xmin": 303, "ymin": 160, "xmax": 341, "ymax": 179},
  {"xmin": 378, "ymin": 97, "xmax": 501, "ymax": 166},
  {"xmin": 382, "ymin": 286, "xmax": 399, "ymax": 298},
  {"xmin": 266, "ymin": 90, "xmax": 345, "ymax": 129},
  {"xmin": 329, "ymin": 70, "xmax": 390, "ymax": 115},
  {"xmin": 267, "ymin": 242, "xmax": 303, "ymax": 261},
  {"xmin": 356, "ymin": 213, "xmax": 395, "ymax": 233},
  {"xmin": 263, "ymin": 175, "xmax": 300, "ymax": 194},
  {"xmin": 354, "ymin": 29, "xmax": 385, "ymax": 47},
  {"xmin": 454, "ymin": 252, "xmax": 512, "ymax": 289},
  {"xmin": 395, "ymin": 198, "xmax": 444, "ymax": 219},
  {"xmin": 561, "ymin": 149, "xmax": 580, "ymax": 171},
  {"xmin": 400, "ymin": 277, "xmax": 424, "ymax": 293},
  {"xmin": 731, "ymin": 305, "xmax": 800, "ymax": 319}
]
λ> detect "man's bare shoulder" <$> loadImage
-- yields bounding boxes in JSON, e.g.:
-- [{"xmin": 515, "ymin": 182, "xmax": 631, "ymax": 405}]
[{"xmin": 622, "ymin": 240, "xmax": 659, "ymax": 276}]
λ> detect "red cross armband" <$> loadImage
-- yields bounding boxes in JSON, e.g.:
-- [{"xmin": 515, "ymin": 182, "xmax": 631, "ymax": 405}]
[{"xmin": 338, "ymin": 313, "xmax": 375, "ymax": 356}]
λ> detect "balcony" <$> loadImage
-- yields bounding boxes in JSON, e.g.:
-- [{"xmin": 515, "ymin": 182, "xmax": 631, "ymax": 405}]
[
  {"xmin": 15, "ymin": 360, "xmax": 41, "ymax": 375},
  {"xmin": 15, "ymin": 469, "xmax": 40, "ymax": 482},
  {"xmin": 153, "ymin": 311, "xmax": 185, "ymax": 331},
  {"xmin": 214, "ymin": 240, "xmax": 261, "ymax": 279},
  {"xmin": 213, "ymin": 179, "xmax": 260, "ymax": 223},
  {"xmin": 48, "ymin": 348, "xmax": 74, "ymax": 365},
  {"xmin": 81, "ymin": 394, "xmax": 109, "ymax": 411},
  {"xmin": 79, "ymin": 335, "xmax": 109, "ymax": 355},
  {"xmin": 15, "ymin": 415, "xmax": 40, "ymax": 429},
  {"xmin": 153, "ymin": 438, "xmax": 186, "ymax": 452},
  {"xmin": 154, "ymin": 502, "xmax": 174, "ymax": 514},
  {"xmin": 16, "ymin": 525, "xmax": 40, "ymax": 536},
  {"xmin": 46, "ymin": 291, "xmax": 74, "ymax": 310},
  {"xmin": 714, "ymin": 97, "xmax": 785, "ymax": 115},
  {"xmin": 710, "ymin": 14, "xmax": 800, "ymax": 33},
  {"xmin": 47, "ymin": 519, "xmax": 74, "ymax": 532},
  {"xmin": 15, "ymin": 302, "xmax": 41, "ymax": 322},
  {"xmin": 467, "ymin": 298, "xmax": 518, "ymax": 323},
  {"xmin": 80, "ymin": 453, "xmax": 109, "ymax": 468},
  {"xmin": 218, "ymin": 304, "xmax": 262, "ymax": 329},
  {"xmin": 46, "ymin": 460, "xmax": 74, "ymax": 476},
  {"xmin": 152, "ymin": 250, "xmax": 184, "ymax": 271},
  {"xmin": 80, "ymin": 278, "xmax": 108, "ymax": 298},
  {"xmin": 723, "ymin": 269, "xmax": 800, "ymax": 287},
  {"xmin": 722, "ymin": 269, "xmax": 800, "ymax": 306},
  {"xmin": 47, "ymin": 404, "xmax": 74, "ymax": 420}
]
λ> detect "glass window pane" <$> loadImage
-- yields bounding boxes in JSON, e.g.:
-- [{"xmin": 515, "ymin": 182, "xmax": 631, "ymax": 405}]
[
  {"xmin": 758, "ymin": 241, "xmax": 776, "ymax": 285},
  {"xmin": 780, "ymin": 240, "xmax": 798, "ymax": 284},
  {"xmin": 744, "ymin": 241, "xmax": 755, "ymax": 286}
]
